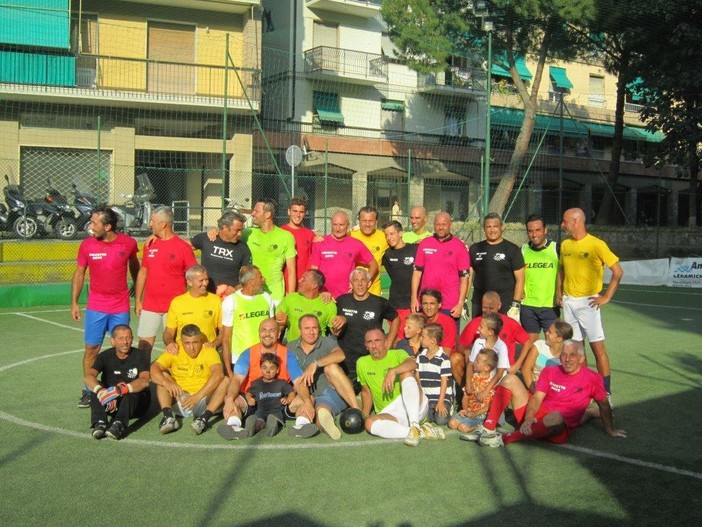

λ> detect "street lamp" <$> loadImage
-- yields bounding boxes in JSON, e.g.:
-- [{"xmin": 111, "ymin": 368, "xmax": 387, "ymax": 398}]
[{"xmin": 474, "ymin": 1, "xmax": 493, "ymax": 216}]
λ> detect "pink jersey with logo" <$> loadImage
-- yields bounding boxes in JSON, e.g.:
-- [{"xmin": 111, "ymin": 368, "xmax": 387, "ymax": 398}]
[
  {"xmin": 77, "ymin": 234, "xmax": 138, "ymax": 313},
  {"xmin": 310, "ymin": 235, "xmax": 373, "ymax": 299},
  {"xmin": 142, "ymin": 235, "xmax": 197, "ymax": 312},
  {"xmin": 536, "ymin": 365, "xmax": 607, "ymax": 428},
  {"xmin": 414, "ymin": 235, "xmax": 471, "ymax": 309}
]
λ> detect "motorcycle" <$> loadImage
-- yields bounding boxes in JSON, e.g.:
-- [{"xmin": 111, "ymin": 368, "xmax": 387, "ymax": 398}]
[
  {"xmin": 1, "ymin": 174, "xmax": 38, "ymax": 239},
  {"xmin": 70, "ymin": 182, "xmax": 98, "ymax": 236},
  {"xmin": 42, "ymin": 178, "xmax": 81, "ymax": 240},
  {"xmin": 110, "ymin": 173, "xmax": 157, "ymax": 235}
]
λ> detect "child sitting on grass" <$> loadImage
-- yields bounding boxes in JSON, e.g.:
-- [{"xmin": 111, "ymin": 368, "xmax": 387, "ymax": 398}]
[
  {"xmin": 416, "ymin": 323, "xmax": 453, "ymax": 427},
  {"xmin": 448, "ymin": 348, "xmax": 498, "ymax": 433},
  {"xmin": 235, "ymin": 353, "xmax": 296, "ymax": 438}
]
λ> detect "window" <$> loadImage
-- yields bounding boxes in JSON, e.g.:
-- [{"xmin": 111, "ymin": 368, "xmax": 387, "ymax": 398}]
[
  {"xmin": 313, "ymin": 22, "xmax": 338, "ymax": 48},
  {"xmin": 588, "ymin": 74, "xmax": 605, "ymax": 108},
  {"xmin": 381, "ymin": 99, "xmax": 404, "ymax": 133},
  {"xmin": 313, "ymin": 91, "xmax": 344, "ymax": 132},
  {"xmin": 445, "ymin": 106, "xmax": 466, "ymax": 137},
  {"xmin": 147, "ymin": 22, "xmax": 196, "ymax": 95}
]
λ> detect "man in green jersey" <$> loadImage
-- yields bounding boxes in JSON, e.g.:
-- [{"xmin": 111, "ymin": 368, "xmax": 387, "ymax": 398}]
[
  {"xmin": 220, "ymin": 265, "xmax": 275, "ymax": 376},
  {"xmin": 244, "ymin": 198, "xmax": 297, "ymax": 303},
  {"xmin": 520, "ymin": 215, "xmax": 560, "ymax": 351},
  {"xmin": 402, "ymin": 205, "xmax": 432, "ymax": 244},
  {"xmin": 275, "ymin": 269, "xmax": 337, "ymax": 342}
]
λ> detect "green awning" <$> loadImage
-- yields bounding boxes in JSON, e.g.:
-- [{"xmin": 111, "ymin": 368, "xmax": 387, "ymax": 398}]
[
  {"xmin": 0, "ymin": 0, "xmax": 70, "ymax": 49},
  {"xmin": 491, "ymin": 56, "xmax": 532, "ymax": 81},
  {"xmin": 626, "ymin": 126, "xmax": 665, "ymax": 143},
  {"xmin": 381, "ymin": 99, "xmax": 405, "ymax": 112},
  {"xmin": 313, "ymin": 92, "xmax": 344, "ymax": 124},
  {"xmin": 549, "ymin": 66, "xmax": 573, "ymax": 89}
]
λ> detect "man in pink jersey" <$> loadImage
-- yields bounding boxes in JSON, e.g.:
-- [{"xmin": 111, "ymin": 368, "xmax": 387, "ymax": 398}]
[
  {"xmin": 411, "ymin": 212, "xmax": 470, "ymax": 327},
  {"xmin": 462, "ymin": 340, "xmax": 626, "ymax": 447},
  {"xmin": 281, "ymin": 196, "xmax": 316, "ymax": 293},
  {"xmin": 310, "ymin": 211, "xmax": 377, "ymax": 299},
  {"xmin": 71, "ymin": 206, "xmax": 139, "ymax": 408},
  {"xmin": 134, "ymin": 206, "xmax": 196, "ymax": 357}
]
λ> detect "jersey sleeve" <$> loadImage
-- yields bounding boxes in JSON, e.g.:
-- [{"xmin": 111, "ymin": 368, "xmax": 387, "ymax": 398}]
[
  {"xmin": 381, "ymin": 298, "xmax": 398, "ymax": 321},
  {"xmin": 456, "ymin": 241, "xmax": 471, "ymax": 273},
  {"xmin": 164, "ymin": 298, "xmax": 179, "ymax": 330},
  {"xmin": 91, "ymin": 351, "xmax": 106, "ymax": 374},
  {"xmin": 190, "ymin": 233, "xmax": 203, "ymax": 250},
  {"xmin": 233, "ymin": 349, "xmax": 251, "ymax": 376},
  {"xmin": 135, "ymin": 350, "xmax": 150, "ymax": 373},
  {"xmin": 510, "ymin": 242, "xmax": 525, "ymax": 270},
  {"xmin": 76, "ymin": 240, "xmax": 89, "ymax": 268},
  {"xmin": 155, "ymin": 351, "xmax": 175, "ymax": 370},
  {"xmin": 286, "ymin": 350, "xmax": 304, "ymax": 381},
  {"xmin": 468, "ymin": 340, "xmax": 482, "ymax": 363},
  {"xmin": 459, "ymin": 318, "xmax": 480, "ymax": 348},
  {"xmin": 597, "ymin": 239, "xmax": 619, "ymax": 268},
  {"xmin": 220, "ymin": 295, "xmax": 235, "ymax": 327},
  {"xmin": 495, "ymin": 340, "xmax": 511, "ymax": 368},
  {"xmin": 440, "ymin": 355, "xmax": 452, "ymax": 377},
  {"xmin": 242, "ymin": 242, "xmax": 253, "ymax": 266},
  {"xmin": 535, "ymin": 365, "xmax": 554, "ymax": 394},
  {"xmin": 413, "ymin": 240, "xmax": 426, "ymax": 270},
  {"xmin": 356, "ymin": 242, "xmax": 374, "ymax": 267},
  {"xmin": 283, "ymin": 230, "xmax": 297, "ymax": 260},
  {"xmin": 202, "ymin": 347, "xmax": 223, "ymax": 368}
]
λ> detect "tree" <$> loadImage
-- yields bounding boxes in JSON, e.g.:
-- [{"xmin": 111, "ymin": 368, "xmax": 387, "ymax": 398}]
[
  {"xmin": 382, "ymin": 0, "xmax": 596, "ymax": 216},
  {"xmin": 632, "ymin": 0, "xmax": 702, "ymax": 227}
]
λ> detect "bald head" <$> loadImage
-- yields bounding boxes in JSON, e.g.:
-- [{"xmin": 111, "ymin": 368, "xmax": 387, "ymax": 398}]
[
  {"xmin": 562, "ymin": 208, "xmax": 587, "ymax": 238},
  {"xmin": 331, "ymin": 211, "xmax": 350, "ymax": 240},
  {"xmin": 481, "ymin": 291, "xmax": 502, "ymax": 314},
  {"xmin": 409, "ymin": 206, "xmax": 428, "ymax": 233},
  {"xmin": 433, "ymin": 212, "xmax": 452, "ymax": 239}
]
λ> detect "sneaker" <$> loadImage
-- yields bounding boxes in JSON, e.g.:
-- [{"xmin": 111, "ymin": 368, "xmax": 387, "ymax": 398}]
[
  {"xmin": 288, "ymin": 421, "xmax": 319, "ymax": 439},
  {"xmin": 421, "ymin": 423, "xmax": 446, "ymax": 440},
  {"xmin": 78, "ymin": 391, "xmax": 91, "ymax": 408},
  {"xmin": 404, "ymin": 423, "xmax": 423, "ymax": 447},
  {"xmin": 216, "ymin": 423, "xmax": 245, "ymax": 441},
  {"xmin": 244, "ymin": 415, "xmax": 258, "ymax": 437},
  {"xmin": 191, "ymin": 417, "xmax": 207, "ymax": 436},
  {"xmin": 317, "ymin": 407, "xmax": 341, "ymax": 440},
  {"xmin": 91, "ymin": 421, "xmax": 107, "ymax": 440},
  {"xmin": 459, "ymin": 424, "xmax": 491, "ymax": 442},
  {"xmin": 478, "ymin": 431, "xmax": 504, "ymax": 448},
  {"xmin": 266, "ymin": 414, "xmax": 282, "ymax": 437},
  {"xmin": 106, "ymin": 421, "xmax": 127, "ymax": 440},
  {"xmin": 159, "ymin": 415, "xmax": 181, "ymax": 435}
]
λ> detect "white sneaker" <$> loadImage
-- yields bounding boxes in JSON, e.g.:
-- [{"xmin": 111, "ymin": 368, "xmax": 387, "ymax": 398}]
[
  {"xmin": 459, "ymin": 424, "xmax": 490, "ymax": 442},
  {"xmin": 421, "ymin": 423, "xmax": 446, "ymax": 440},
  {"xmin": 317, "ymin": 407, "xmax": 341, "ymax": 440},
  {"xmin": 478, "ymin": 431, "xmax": 504, "ymax": 448},
  {"xmin": 404, "ymin": 423, "xmax": 423, "ymax": 447}
]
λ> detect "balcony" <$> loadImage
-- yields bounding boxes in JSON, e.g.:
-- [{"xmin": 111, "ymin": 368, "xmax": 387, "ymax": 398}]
[
  {"xmin": 304, "ymin": 46, "xmax": 388, "ymax": 85},
  {"xmin": 0, "ymin": 55, "xmax": 260, "ymax": 112},
  {"xmin": 305, "ymin": 0, "xmax": 381, "ymax": 17},
  {"xmin": 418, "ymin": 67, "xmax": 487, "ymax": 98},
  {"xmin": 122, "ymin": 0, "xmax": 260, "ymax": 14}
]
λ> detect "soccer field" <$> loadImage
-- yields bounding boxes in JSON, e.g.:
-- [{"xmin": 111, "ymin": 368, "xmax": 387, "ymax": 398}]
[{"xmin": 1, "ymin": 285, "xmax": 701, "ymax": 527}]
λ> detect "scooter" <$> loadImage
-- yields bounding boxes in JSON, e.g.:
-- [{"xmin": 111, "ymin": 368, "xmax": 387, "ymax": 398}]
[
  {"xmin": 42, "ymin": 178, "xmax": 80, "ymax": 240},
  {"xmin": 1, "ymin": 175, "xmax": 39, "ymax": 239},
  {"xmin": 110, "ymin": 173, "xmax": 157, "ymax": 235},
  {"xmin": 68, "ymin": 182, "xmax": 98, "ymax": 236}
]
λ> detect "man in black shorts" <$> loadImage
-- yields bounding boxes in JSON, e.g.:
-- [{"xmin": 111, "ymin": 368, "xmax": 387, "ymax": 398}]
[
  {"xmin": 83, "ymin": 325, "xmax": 151, "ymax": 440},
  {"xmin": 469, "ymin": 213, "xmax": 525, "ymax": 318},
  {"xmin": 333, "ymin": 268, "xmax": 398, "ymax": 392}
]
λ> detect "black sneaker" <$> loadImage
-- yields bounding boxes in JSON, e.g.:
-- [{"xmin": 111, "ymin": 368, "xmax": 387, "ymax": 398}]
[
  {"xmin": 106, "ymin": 421, "xmax": 127, "ymax": 440},
  {"xmin": 191, "ymin": 416, "xmax": 207, "ymax": 435},
  {"xmin": 265, "ymin": 414, "xmax": 282, "ymax": 437},
  {"xmin": 78, "ymin": 391, "xmax": 91, "ymax": 408},
  {"xmin": 245, "ymin": 415, "xmax": 258, "ymax": 438},
  {"xmin": 92, "ymin": 421, "xmax": 107, "ymax": 440}
]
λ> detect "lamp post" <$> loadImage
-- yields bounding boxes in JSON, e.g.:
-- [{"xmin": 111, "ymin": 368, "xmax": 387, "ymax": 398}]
[{"xmin": 474, "ymin": 1, "xmax": 493, "ymax": 216}]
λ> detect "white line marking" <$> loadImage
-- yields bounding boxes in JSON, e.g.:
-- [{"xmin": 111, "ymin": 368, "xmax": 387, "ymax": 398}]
[
  {"xmin": 559, "ymin": 444, "xmax": 702, "ymax": 480},
  {"xmin": 0, "ymin": 309, "xmax": 68, "ymax": 315},
  {"xmin": 620, "ymin": 287, "xmax": 702, "ymax": 296},
  {"xmin": 614, "ymin": 300, "xmax": 702, "ymax": 311},
  {"xmin": 13, "ymin": 313, "xmax": 84, "ymax": 331},
  {"xmin": 0, "ymin": 349, "xmax": 83, "ymax": 373}
]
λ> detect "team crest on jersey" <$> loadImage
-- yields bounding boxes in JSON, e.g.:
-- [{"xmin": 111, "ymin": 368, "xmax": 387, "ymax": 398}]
[
  {"xmin": 493, "ymin": 253, "xmax": 506, "ymax": 261},
  {"xmin": 578, "ymin": 252, "xmax": 590, "ymax": 259},
  {"xmin": 403, "ymin": 256, "xmax": 414, "ymax": 265},
  {"xmin": 203, "ymin": 310, "xmax": 214, "ymax": 318},
  {"xmin": 119, "ymin": 251, "xmax": 126, "ymax": 257},
  {"xmin": 347, "ymin": 252, "xmax": 353, "ymax": 258},
  {"xmin": 363, "ymin": 311, "xmax": 375, "ymax": 320},
  {"xmin": 169, "ymin": 253, "xmax": 176, "ymax": 260},
  {"xmin": 127, "ymin": 367, "xmax": 138, "ymax": 379},
  {"xmin": 269, "ymin": 244, "xmax": 279, "ymax": 252}
]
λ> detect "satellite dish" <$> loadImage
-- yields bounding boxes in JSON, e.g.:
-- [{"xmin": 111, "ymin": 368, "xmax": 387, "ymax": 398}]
[{"xmin": 285, "ymin": 145, "xmax": 303, "ymax": 167}]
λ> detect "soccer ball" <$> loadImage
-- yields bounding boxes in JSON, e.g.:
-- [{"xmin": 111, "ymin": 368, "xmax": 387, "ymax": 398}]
[{"xmin": 339, "ymin": 408, "xmax": 364, "ymax": 434}]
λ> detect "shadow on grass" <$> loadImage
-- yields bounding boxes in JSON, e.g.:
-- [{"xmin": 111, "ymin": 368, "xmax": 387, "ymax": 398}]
[{"xmin": 0, "ymin": 435, "xmax": 46, "ymax": 467}]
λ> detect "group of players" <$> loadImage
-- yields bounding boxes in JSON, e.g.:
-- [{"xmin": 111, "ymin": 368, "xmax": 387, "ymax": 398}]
[{"xmin": 71, "ymin": 197, "xmax": 626, "ymax": 446}]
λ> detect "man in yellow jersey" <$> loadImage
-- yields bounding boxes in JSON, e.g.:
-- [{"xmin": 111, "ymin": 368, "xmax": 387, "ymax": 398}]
[
  {"xmin": 558, "ymin": 208, "xmax": 623, "ymax": 400},
  {"xmin": 351, "ymin": 206, "xmax": 387, "ymax": 296}
]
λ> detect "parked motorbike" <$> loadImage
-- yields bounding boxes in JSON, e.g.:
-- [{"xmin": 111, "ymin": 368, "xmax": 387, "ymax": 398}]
[
  {"xmin": 68, "ymin": 182, "xmax": 98, "ymax": 236},
  {"xmin": 1, "ymin": 174, "xmax": 38, "ymax": 239},
  {"xmin": 110, "ymin": 173, "xmax": 157, "ymax": 235},
  {"xmin": 42, "ymin": 178, "xmax": 80, "ymax": 240}
]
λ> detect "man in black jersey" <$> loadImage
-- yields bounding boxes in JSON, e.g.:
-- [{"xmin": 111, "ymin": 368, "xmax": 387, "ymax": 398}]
[{"xmin": 382, "ymin": 220, "xmax": 418, "ymax": 340}]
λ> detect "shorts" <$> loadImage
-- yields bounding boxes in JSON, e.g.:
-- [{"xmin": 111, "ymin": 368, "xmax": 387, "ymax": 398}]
[
  {"xmin": 84, "ymin": 309, "xmax": 130, "ymax": 346},
  {"xmin": 173, "ymin": 394, "xmax": 208, "ymax": 418},
  {"xmin": 562, "ymin": 295, "xmax": 605, "ymax": 343},
  {"xmin": 451, "ymin": 412, "xmax": 486, "ymax": 429},
  {"xmin": 379, "ymin": 392, "xmax": 429, "ymax": 427},
  {"xmin": 512, "ymin": 400, "xmax": 570, "ymax": 444},
  {"xmin": 315, "ymin": 386, "xmax": 348, "ymax": 416},
  {"xmin": 520, "ymin": 305, "xmax": 560, "ymax": 334},
  {"xmin": 426, "ymin": 400, "xmax": 452, "ymax": 426},
  {"xmin": 238, "ymin": 394, "xmax": 295, "ymax": 421},
  {"xmin": 137, "ymin": 310, "xmax": 167, "ymax": 338}
]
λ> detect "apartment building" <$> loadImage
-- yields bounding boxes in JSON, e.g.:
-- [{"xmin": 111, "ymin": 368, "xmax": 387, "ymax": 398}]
[{"xmin": 0, "ymin": 0, "xmax": 261, "ymax": 227}]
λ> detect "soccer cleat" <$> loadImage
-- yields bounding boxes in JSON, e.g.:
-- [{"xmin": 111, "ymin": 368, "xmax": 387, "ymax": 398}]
[
  {"xmin": 317, "ymin": 407, "xmax": 341, "ymax": 440},
  {"xmin": 216, "ymin": 423, "xmax": 245, "ymax": 441},
  {"xmin": 459, "ymin": 424, "xmax": 491, "ymax": 442},
  {"xmin": 91, "ymin": 421, "xmax": 107, "ymax": 440},
  {"xmin": 478, "ymin": 431, "xmax": 504, "ymax": 448},
  {"xmin": 106, "ymin": 421, "xmax": 127, "ymax": 440},
  {"xmin": 288, "ymin": 421, "xmax": 319, "ymax": 439},
  {"xmin": 78, "ymin": 391, "xmax": 91, "ymax": 408},
  {"xmin": 159, "ymin": 415, "xmax": 181, "ymax": 435},
  {"xmin": 404, "ymin": 423, "xmax": 423, "ymax": 447},
  {"xmin": 266, "ymin": 414, "xmax": 282, "ymax": 437},
  {"xmin": 190, "ymin": 416, "xmax": 207, "ymax": 436},
  {"xmin": 421, "ymin": 423, "xmax": 446, "ymax": 440}
]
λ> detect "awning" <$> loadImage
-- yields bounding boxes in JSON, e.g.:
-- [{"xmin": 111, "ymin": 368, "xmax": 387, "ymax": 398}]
[
  {"xmin": 381, "ymin": 99, "xmax": 405, "ymax": 112},
  {"xmin": 313, "ymin": 92, "xmax": 344, "ymax": 124},
  {"xmin": 490, "ymin": 108, "xmax": 664, "ymax": 142},
  {"xmin": 491, "ymin": 56, "xmax": 532, "ymax": 81},
  {"xmin": 549, "ymin": 66, "xmax": 573, "ymax": 90}
]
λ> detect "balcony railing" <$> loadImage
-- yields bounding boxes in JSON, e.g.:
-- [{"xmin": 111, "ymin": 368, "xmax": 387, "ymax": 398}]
[
  {"xmin": 304, "ymin": 46, "xmax": 388, "ymax": 83},
  {"xmin": 625, "ymin": 101, "xmax": 644, "ymax": 113},
  {"xmin": 1, "ymin": 54, "xmax": 260, "ymax": 110},
  {"xmin": 418, "ymin": 67, "xmax": 487, "ymax": 94}
]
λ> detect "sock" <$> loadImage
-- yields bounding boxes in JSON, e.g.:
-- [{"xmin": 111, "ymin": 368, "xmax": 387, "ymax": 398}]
[
  {"xmin": 295, "ymin": 416, "xmax": 311, "ymax": 427},
  {"xmin": 200, "ymin": 410, "xmax": 213, "ymax": 422},
  {"xmin": 484, "ymin": 385, "xmax": 512, "ymax": 431},
  {"xmin": 503, "ymin": 430, "xmax": 524, "ymax": 444},
  {"xmin": 529, "ymin": 418, "xmax": 551, "ymax": 439},
  {"xmin": 370, "ymin": 419, "xmax": 409, "ymax": 439},
  {"xmin": 226, "ymin": 415, "xmax": 242, "ymax": 428},
  {"xmin": 162, "ymin": 407, "xmax": 173, "ymax": 418},
  {"xmin": 603, "ymin": 375, "xmax": 611, "ymax": 393},
  {"xmin": 400, "ymin": 377, "xmax": 421, "ymax": 424}
]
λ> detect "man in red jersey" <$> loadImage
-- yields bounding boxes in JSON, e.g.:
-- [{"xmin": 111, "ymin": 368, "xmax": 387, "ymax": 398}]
[{"xmin": 281, "ymin": 196, "xmax": 316, "ymax": 293}]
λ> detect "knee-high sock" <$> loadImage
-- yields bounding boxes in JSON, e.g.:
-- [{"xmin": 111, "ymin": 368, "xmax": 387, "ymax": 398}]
[
  {"xmin": 484, "ymin": 385, "xmax": 512, "ymax": 431},
  {"xmin": 503, "ymin": 418, "xmax": 552, "ymax": 444},
  {"xmin": 401, "ymin": 377, "xmax": 421, "ymax": 424},
  {"xmin": 370, "ymin": 419, "xmax": 410, "ymax": 439}
]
